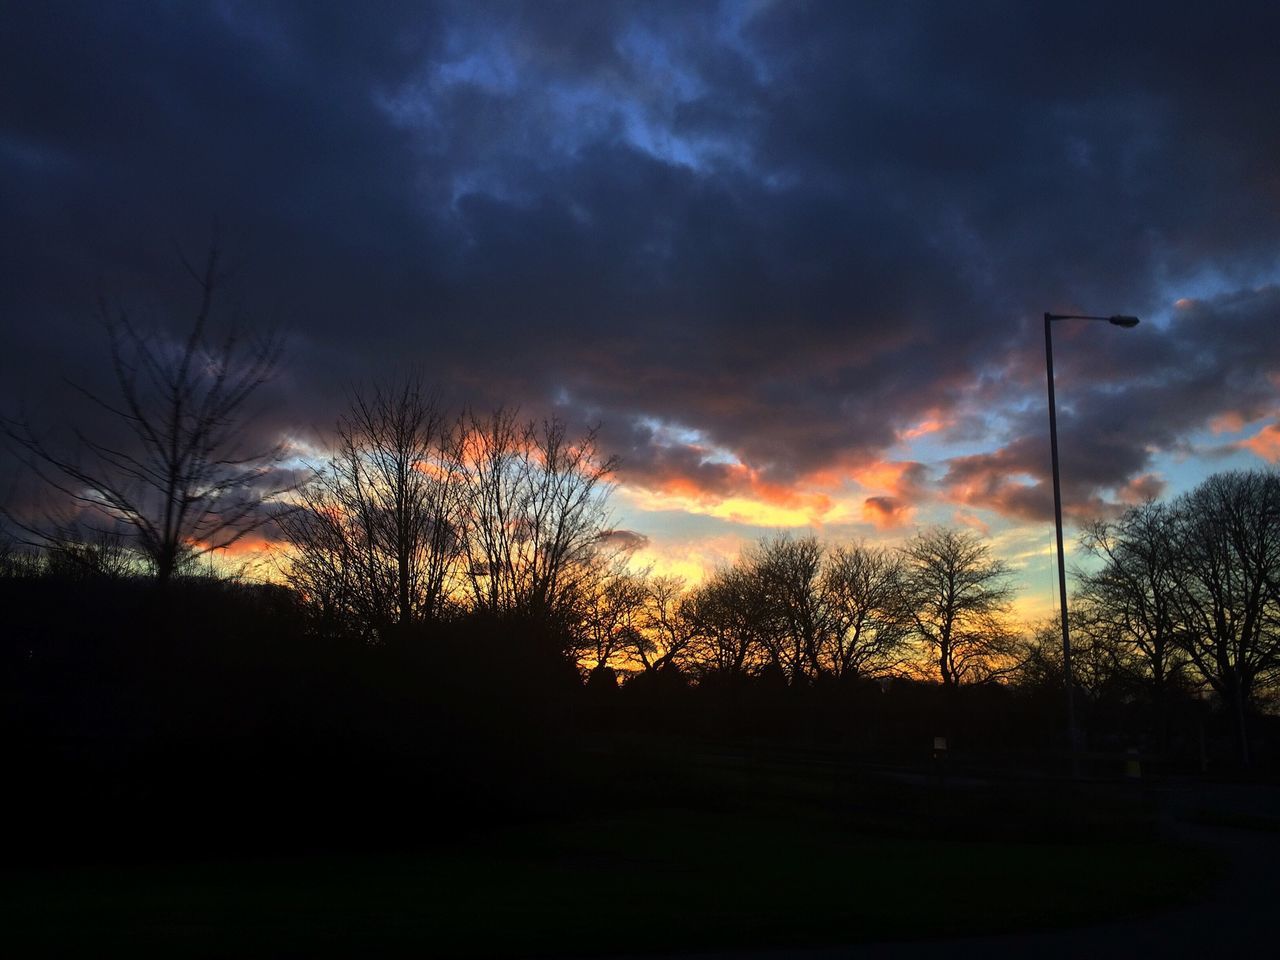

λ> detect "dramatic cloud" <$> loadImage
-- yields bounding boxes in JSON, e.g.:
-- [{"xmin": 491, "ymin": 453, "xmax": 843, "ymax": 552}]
[
  {"xmin": 937, "ymin": 285, "xmax": 1280, "ymax": 521},
  {"xmin": 861, "ymin": 496, "xmax": 910, "ymax": 530},
  {"xmin": 3, "ymin": 1, "xmax": 1279, "ymax": 556},
  {"xmin": 1240, "ymin": 425, "xmax": 1280, "ymax": 462}
]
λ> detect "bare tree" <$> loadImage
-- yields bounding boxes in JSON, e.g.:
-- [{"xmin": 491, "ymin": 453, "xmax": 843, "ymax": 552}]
[
  {"xmin": 750, "ymin": 535, "xmax": 828, "ymax": 685},
  {"xmin": 576, "ymin": 562, "xmax": 647, "ymax": 674},
  {"xmin": 1165, "ymin": 470, "xmax": 1280, "ymax": 764},
  {"xmin": 900, "ymin": 527, "xmax": 1018, "ymax": 686},
  {"xmin": 279, "ymin": 378, "xmax": 463, "ymax": 639},
  {"xmin": 0, "ymin": 534, "xmax": 40, "ymax": 579},
  {"xmin": 820, "ymin": 542, "xmax": 911, "ymax": 680},
  {"xmin": 683, "ymin": 565, "xmax": 766, "ymax": 679},
  {"xmin": 1017, "ymin": 612, "xmax": 1129, "ymax": 707},
  {"xmin": 5, "ymin": 247, "xmax": 286, "ymax": 586},
  {"xmin": 458, "ymin": 410, "xmax": 617, "ymax": 632},
  {"xmin": 632, "ymin": 574, "xmax": 693, "ymax": 673},
  {"xmin": 1076, "ymin": 501, "xmax": 1190, "ymax": 742},
  {"xmin": 680, "ymin": 538, "xmax": 910, "ymax": 685},
  {"xmin": 41, "ymin": 527, "xmax": 143, "ymax": 581}
]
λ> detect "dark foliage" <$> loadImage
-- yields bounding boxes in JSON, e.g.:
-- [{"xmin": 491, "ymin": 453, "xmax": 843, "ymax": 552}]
[{"xmin": 4, "ymin": 544, "xmax": 1277, "ymax": 866}]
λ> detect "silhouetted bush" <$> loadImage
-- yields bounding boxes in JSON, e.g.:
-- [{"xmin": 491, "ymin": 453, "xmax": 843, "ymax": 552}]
[{"xmin": 4, "ymin": 548, "xmax": 1277, "ymax": 864}]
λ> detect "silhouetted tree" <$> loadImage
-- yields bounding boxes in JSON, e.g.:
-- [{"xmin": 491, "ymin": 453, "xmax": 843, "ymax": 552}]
[
  {"xmin": 576, "ymin": 561, "xmax": 647, "ymax": 673},
  {"xmin": 683, "ymin": 538, "xmax": 912, "ymax": 686},
  {"xmin": 459, "ymin": 410, "xmax": 617, "ymax": 635},
  {"xmin": 751, "ymin": 534, "xmax": 828, "ymax": 685},
  {"xmin": 42, "ymin": 528, "xmax": 142, "ymax": 580},
  {"xmin": 5, "ymin": 247, "xmax": 286, "ymax": 586},
  {"xmin": 632, "ymin": 574, "xmax": 693, "ymax": 673},
  {"xmin": 900, "ymin": 527, "xmax": 1017, "ymax": 686},
  {"xmin": 1166, "ymin": 470, "xmax": 1280, "ymax": 764},
  {"xmin": 280, "ymin": 377, "xmax": 463, "ymax": 639},
  {"xmin": 1076, "ymin": 501, "xmax": 1190, "ymax": 744},
  {"xmin": 1017, "ymin": 613, "xmax": 1129, "ymax": 710},
  {"xmin": 820, "ymin": 542, "xmax": 911, "ymax": 680},
  {"xmin": 683, "ymin": 565, "xmax": 765, "ymax": 679},
  {"xmin": 0, "ymin": 535, "xmax": 40, "ymax": 578}
]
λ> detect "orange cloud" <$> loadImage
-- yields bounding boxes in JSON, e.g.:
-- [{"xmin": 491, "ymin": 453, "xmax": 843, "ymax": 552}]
[
  {"xmin": 849, "ymin": 459, "xmax": 929, "ymax": 500},
  {"xmin": 954, "ymin": 510, "xmax": 991, "ymax": 536},
  {"xmin": 939, "ymin": 449, "xmax": 1054, "ymax": 521},
  {"xmin": 187, "ymin": 529, "xmax": 282, "ymax": 559},
  {"xmin": 860, "ymin": 496, "xmax": 911, "ymax": 530},
  {"xmin": 1117, "ymin": 473, "xmax": 1166, "ymax": 504},
  {"xmin": 897, "ymin": 415, "xmax": 948, "ymax": 442},
  {"xmin": 619, "ymin": 444, "xmax": 855, "ymax": 527},
  {"xmin": 1240, "ymin": 422, "xmax": 1280, "ymax": 462},
  {"xmin": 1209, "ymin": 411, "xmax": 1248, "ymax": 434}
]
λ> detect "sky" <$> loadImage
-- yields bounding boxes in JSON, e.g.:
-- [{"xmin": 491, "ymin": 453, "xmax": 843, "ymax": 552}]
[{"xmin": 3, "ymin": 1, "xmax": 1280, "ymax": 623}]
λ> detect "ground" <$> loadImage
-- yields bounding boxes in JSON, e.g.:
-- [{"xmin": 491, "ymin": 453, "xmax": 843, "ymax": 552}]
[{"xmin": 0, "ymin": 802, "xmax": 1216, "ymax": 958}]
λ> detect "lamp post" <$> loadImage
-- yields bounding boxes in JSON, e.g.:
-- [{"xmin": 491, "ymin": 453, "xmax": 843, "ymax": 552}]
[{"xmin": 1044, "ymin": 311, "xmax": 1139, "ymax": 777}]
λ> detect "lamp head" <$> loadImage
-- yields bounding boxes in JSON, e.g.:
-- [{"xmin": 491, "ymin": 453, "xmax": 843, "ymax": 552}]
[{"xmin": 1108, "ymin": 315, "xmax": 1140, "ymax": 328}]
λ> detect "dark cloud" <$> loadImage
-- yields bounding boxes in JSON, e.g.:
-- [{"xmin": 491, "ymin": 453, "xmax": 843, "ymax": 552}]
[
  {"xmin": 597, "ymin": 528, "xmax": 650, "ymax": 553},
  {"xmin": 940, "ymin": 285, "xmax": 1280, "ymax": 520},
  {"xmin": 3, "ymin": 1, "xmax": 1279, "ymax": 527},
  {"xmin": 862, "ymin": 496, "xmax": 909, "ymax": 530}
]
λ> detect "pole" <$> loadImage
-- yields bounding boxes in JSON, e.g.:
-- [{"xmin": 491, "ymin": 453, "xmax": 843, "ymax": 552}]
[{"xmin": 1044, "ymin": 312, "xmax": 1081, "ymax": 778}]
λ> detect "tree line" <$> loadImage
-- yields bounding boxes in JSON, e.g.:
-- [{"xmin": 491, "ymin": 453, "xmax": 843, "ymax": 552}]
[
  {"xmin": 3, "ymin": 253, "xmax": 1278, "ymax": 769},
  {"xmin": 268, "ymin": 373, "xmax": 1280, "ymax": 769},
  {"xmin": 262, "ymin": 375, "xmax": 1020, "ymax": 692},
  {"xmin": 277, "ymin": 380, "xmax": 616, "ymax": 647}
]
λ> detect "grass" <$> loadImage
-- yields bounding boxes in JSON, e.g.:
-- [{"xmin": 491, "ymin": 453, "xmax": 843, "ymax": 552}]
[
  {"xmin": 0, "ymin": 807, "xmax": 1215, "ymax": 958},
  {"xmin": 1185, "ymin": 807, "xmax": 1280, "ymax": 832}
]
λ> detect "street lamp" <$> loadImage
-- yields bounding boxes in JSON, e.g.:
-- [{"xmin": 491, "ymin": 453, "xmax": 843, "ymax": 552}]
[{"xmin": 1044, "ymin": 311, "xmax": 1139, "ymax": 776}]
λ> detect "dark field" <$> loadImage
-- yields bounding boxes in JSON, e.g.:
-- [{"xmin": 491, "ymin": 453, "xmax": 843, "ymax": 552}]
[
  {"xmin": 0, "ymin": 575, "xmax": 1265, "ymax": 957},
  {"xmin": 1, "ymin": 805, "xmax": 1214, "ymax": 958}
]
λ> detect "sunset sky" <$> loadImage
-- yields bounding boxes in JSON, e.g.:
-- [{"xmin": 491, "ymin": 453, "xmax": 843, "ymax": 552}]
[{"xmin": 4, "ymin": 2, "xmax": 1280, "ymax": 623}]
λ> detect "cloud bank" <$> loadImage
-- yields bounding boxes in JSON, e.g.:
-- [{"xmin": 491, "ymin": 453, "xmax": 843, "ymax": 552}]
[{"xmin": 3, "ymin": 1, "xmax": 1279, "ymax": 538}]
